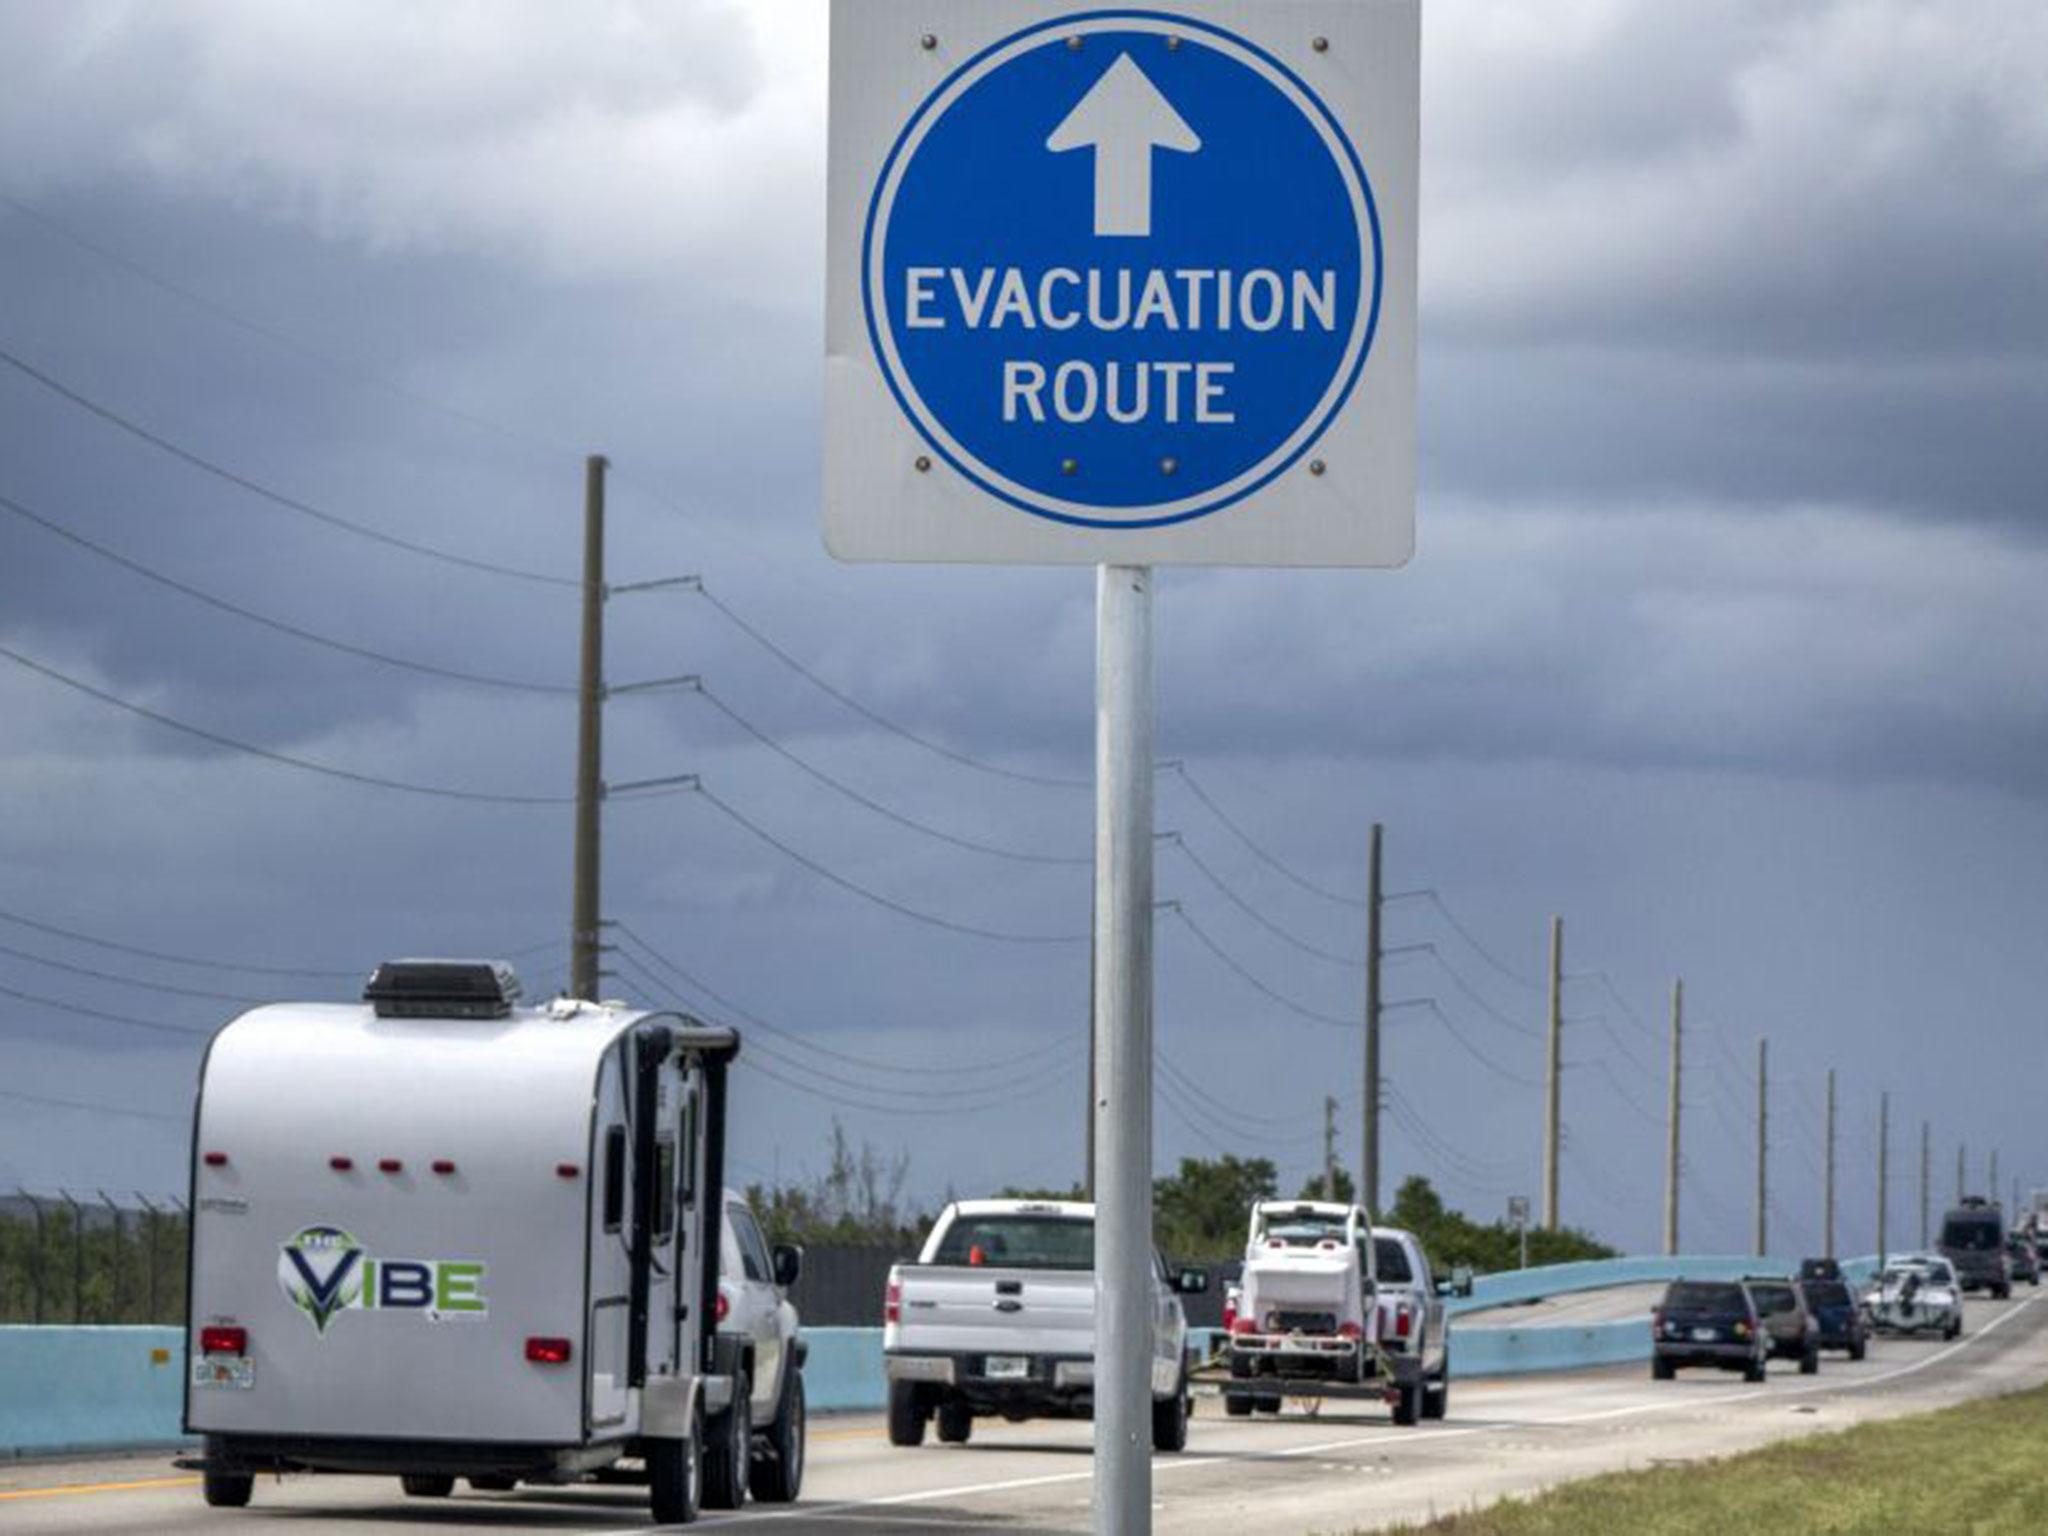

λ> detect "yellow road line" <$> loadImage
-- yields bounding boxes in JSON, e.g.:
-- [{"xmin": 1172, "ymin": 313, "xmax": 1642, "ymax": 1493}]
[{"xmin": 0, "ymin": 1474, "xmax": 200, "ymax": 1502}]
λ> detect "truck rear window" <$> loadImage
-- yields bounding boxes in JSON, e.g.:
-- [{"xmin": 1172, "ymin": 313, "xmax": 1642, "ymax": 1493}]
[
  {"xmin": 1805, "ymin": 1280, "xmax": 1850, "ymax": 1308},
  {"xmin": 1942, "ymin": 1218, "xmax": 2003, "ymax": 1251},
  {"xmin": 1373, "ymin": 1237, "xmax": 1413, "ymax": 1283},
  {"xmin": 933, "ymin": 1215, "xmax": 1093, "ymax": 1270}
]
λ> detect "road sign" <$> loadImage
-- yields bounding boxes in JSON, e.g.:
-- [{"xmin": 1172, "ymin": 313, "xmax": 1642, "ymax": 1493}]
[{"xmin": 826, "ymin": 3, "xmax": 1419, "ymax": 566}]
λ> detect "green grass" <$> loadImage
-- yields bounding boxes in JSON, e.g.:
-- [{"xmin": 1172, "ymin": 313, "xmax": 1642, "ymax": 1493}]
[{"xmin": 1385, "ymin": 1381, "xmax": 2048, "ymax": 1534}]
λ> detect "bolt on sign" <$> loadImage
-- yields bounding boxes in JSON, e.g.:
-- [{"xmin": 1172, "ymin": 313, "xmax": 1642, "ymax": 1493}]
[{"xmin": 825, "ymin": 2, "xmax": 1419, "ymax": 567}]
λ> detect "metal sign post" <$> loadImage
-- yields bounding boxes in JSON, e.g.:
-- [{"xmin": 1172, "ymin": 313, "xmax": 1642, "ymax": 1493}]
[
  {"xmin": 825, "ymin": 8, "xmax": 1417, "ymax": 1530},
  {"xmin": 1508, "ymin": 1195, "xmax": 1531, "ymax": 1272},
  {"xmin": 1092, "ymin": 563, "xmax": 1154, "ymax": 1531}
]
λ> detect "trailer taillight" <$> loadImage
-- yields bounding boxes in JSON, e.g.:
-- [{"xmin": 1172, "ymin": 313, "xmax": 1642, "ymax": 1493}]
[
  {"xmin": 432, "ymin": 1159, "xmax": 457, "ymax": 1176},
  {"xmin": 378, "ymin": 1158, "xmax": 404, "ymax": 1174},
  {"xmin": 329, "ymin": 1156, "xmax": 354, "ymax": 1172},
  {"xmin": 202, "ymin": 1151, "xmax": 228, "ymax": 1168},
  {"xmin": 885, "ymin": 1280, "xmax": 902, "ymax": 1325},
  {"xmin": 1229, "ymin": 1316, "xmax": 1258, "ymax": 1335},
  {"xmin": 525, "ymin": 1337, "xmax": 573, "ymax": 1364},
  {"xmin": 200, "ymin": 1326, "xmax": 247, "ymax": 1356},
  {"xmin": 556, "ymin": 1162, "xmax": 580, "ymax": 1180},
  {"xmin": 1338, "ymin": 1321, "xmax": 1363, "ymax": 1341}
]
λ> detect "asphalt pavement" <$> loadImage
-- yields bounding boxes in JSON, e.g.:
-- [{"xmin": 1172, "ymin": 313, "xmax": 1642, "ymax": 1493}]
[{"xmin": 5, "ymin": 1289, "xmax": 2043, "ymax": 1534}]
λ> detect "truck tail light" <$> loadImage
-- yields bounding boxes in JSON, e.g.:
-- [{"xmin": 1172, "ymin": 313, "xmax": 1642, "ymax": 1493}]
[
  {"xmin": 716, "ymin": 1289, "xmax": 730, "ymax": 1324},
  {"xmin": 525, "ymin": 1337, "xmax": 573, "ymax": 1365},
  {"xmin": 200, "ymin": 1326, "xmax": 247, "ymax": 1356},
  {"xmin": 1221, "ymin": 1298, "xmax": 1237, "ymax": 1332},
  {"xmin": 884, "ymin": 1279, "xmax": 902, "ymax": 1325},
  {"xmin": 1395, "ymin": 1307, "xmax": 1412, "ymax": 1338}
]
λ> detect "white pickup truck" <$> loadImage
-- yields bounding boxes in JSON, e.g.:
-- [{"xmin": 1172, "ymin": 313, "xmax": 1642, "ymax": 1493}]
[
  {"xmin": 1221, "ymin": 1202, "xmax": 1463, "ymax": 1425},
  {"xmin": 881, "ymin": 1199, "xmax": 1207, "ymax": 1451}
]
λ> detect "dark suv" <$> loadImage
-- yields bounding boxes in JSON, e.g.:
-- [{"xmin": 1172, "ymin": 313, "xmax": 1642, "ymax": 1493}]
[
  {"xmin": 1940, "ymin": 1198, "xmax": 2012, "ymax": 1297},
  {"xmin": 1745, "ymin": 1277, "xmax": 1821, "ymax": 1373},
  {"xmin": 1652, "ymin": 1279, "xmax": 1768, "ymax": 1381},
  {"xmin": 2008, "ymin": 1232, "xmax": 2041, "ymax": 1287},
  {"xmin": 1799, "ymin": 1275, "xmax": 1866, "ymax": 1359}
]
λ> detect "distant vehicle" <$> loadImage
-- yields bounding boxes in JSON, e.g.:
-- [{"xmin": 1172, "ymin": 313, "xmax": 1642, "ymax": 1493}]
[
  {"xmin": 706, "ymin": 1195, "xmax": 806, "ymax": 1509},
  {"xmin": 1220, "ymin": 1202, "xmax": 1464, "ymax": 1426},
  {"xmin": 1797, "ymin": 1275, "xmax": 1866, "ymax": 1360},
  {"xmin": 1865, "ymin": 1255, "xmax": 1964, "ymax": 1339},
  {"xmin": 1797, "ymin": 1257, "xmax": 1842, "ymax": 1284},
  {"xmin": 1744, "ymin": 1277, "xmax": 1821, "ymax": 1374},
  {"xmin": 181, "ymin": 960, "xmax": 740, "ymax": 1524},
  {"xmin": 2007, "ymin": 1231, "xmax": 2041, "ymax": 1287},
  {"xmin": 1651, "ymin": 1279, "xmax": 1768, "ymax": 1381},
  {"xmin": 880, "ymin": 1200, "xmax": 1203, "ymax": 1452},
  {"xmin": 1939, "ymin": 1198, "xmax": 2012, "ymax": 1298}
]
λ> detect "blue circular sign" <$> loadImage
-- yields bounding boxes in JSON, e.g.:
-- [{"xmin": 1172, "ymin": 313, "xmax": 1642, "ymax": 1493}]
[{"xmin": 864, "ymin": 11, "xmax": 1381, "ymax": 529}]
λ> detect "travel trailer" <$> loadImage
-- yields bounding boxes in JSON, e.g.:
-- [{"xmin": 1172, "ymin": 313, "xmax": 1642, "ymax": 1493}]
[{"xmin": 181, "ymin": 959, "xmax": 741, "ymax": 1523}]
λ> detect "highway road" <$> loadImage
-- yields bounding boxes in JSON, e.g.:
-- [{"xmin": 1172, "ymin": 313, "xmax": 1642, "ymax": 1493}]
[{"xmin": 6, "ymin": 1291, "xmax": 2044, "ymax": 1534}]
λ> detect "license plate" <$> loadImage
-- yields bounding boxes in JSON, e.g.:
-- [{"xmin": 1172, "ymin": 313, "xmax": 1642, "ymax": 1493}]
[
  {"xmin": 1691, "ymin": 1327, "xmax": 1718, "ymax": 1342},
  {"xmin": 191, "ymin": 1356, "xmax": 254, "ymax": 1390},
  {"xmin": 984, "ymin": 1355, "xmax": 1030, "ymax": 1380}
]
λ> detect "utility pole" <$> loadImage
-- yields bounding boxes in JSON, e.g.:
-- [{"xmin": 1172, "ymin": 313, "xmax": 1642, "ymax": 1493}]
[
  {"xmin": 1919, "ymin": 1120, "xmax": 1931, "ymax": 1248},
  {"xmin": 1362, "ymin": 823, "xmax": 1383, "ymax": 1216},
  {"xmin": 1542, "ymin": 915, "xmax": 1563, "ymax": 1232},
  {"xmin": 1823, "ymin": 1067, "xmax": 1837, "ymax": 1261},
  {"xmin": 1323, "ymin": 1095, "xmax": 1339, "ymax": 1201},
  {"xmin": 570, "ymin": 454, "xmax": 608, "ymax": 1001},
  {"xmin": 1989, "ymin": 1147, "xmax": 1999, "ymax": 1206},
  {"xmin": 1957, "ymin": 1142, "xmax": 1966, "ymax": 1203},
  {"xmin": 1359, "ymin": 823, "xmax": 1392, "ymax": 1220},
  {"xmin": 1663, "ymin": 978, "xmax": 1682, "ymax": 1256},
  {"xmin": 1754, "ymin": 1037, "xmax": 1769, "ymax": 1259},
  {"xmin": 1877, "ymin": 1091, "xmax": 1890, "ymax": 1267}
]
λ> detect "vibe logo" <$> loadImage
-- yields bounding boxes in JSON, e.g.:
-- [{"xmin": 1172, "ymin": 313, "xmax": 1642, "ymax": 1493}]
[{"xmin": 277, "ymin": 1225, "xmax": 488, "ymax": 1336}]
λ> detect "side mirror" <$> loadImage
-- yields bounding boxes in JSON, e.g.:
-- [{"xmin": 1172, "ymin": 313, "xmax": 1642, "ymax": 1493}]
[
  {"xmin": 1175, "ymin": 1267, "xmax": 1210, "ymax": 1296},
  {"xmin": 771, "ymin": 1242, "xmax": 803, "ymax": 1290}
]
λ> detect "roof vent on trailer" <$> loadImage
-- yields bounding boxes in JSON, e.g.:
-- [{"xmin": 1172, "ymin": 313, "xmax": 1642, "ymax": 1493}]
[{"xmin": 363, "ymin": 959, "xmax": 522, "ymax": 1019}]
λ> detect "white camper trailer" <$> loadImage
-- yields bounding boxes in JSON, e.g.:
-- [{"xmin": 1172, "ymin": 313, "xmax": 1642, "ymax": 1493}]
[{"xmin": 181, "ymin": 959, "xmax": 741, "ymax": 1524}]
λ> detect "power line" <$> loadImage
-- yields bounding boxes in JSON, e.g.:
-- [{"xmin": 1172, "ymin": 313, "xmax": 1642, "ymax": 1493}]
[
  {"xmin": 1403, "ymin": 997, "xmax": 1544, "ymax": 1089},
  {"xmin": 0, "ymin": 488, "xmax": 573, "ymax": 695},
  {"xmin": 1161, "ymin": 833, "xmax": 1359, "ymax": 967},
  {"xmin": 1161, "ymin": 761, "xmax": 1366, "ymax": 908},
  {"xmin": 0, "ymin": 936, "xmax": 269, "ymax": 1005},
  {"xmin": 1415, "ymin": 945, "xmax": 1541, "ymax": 1037},
  {"xmin": 1156, "ymin": 1052, "xmax": 1325, "ymax": 1135},
  {"xmin": 690, "ymin": 782, "xmax": 1085, "ymax": 944},
  {"xmin": 0, "ymin": 340, "xmax": 576, "ymax": 589},
  {"xmin": 1161, "ymin": 903, "xmax": 1356, "ymax": 1028},
  {"xmin": 690, "ymin": 682, "xmax": 1088, "ymax": 867},
  {"xmin": 0, "ymin": 637, "xmax": 573, "ymax": 805},
  {"xmin": 1390, "ymin": 889, "xmax": 1541, "ymax": 991},
  {"xmin": 613, "ymin": 923, "xmax": 1074, "ymax": 1081},
  {"xmin": 0, "ymin": 976, "xmax": 211, "ymax": 1040},
  {"xmin": 688, "ymin": 580, "xmax": 1089, "ymax": 790},
  {"xmin": 0, "ymin": 904, "xmax": 373, "ymax": 979},
  {"xmin": 0, "ymin": 1084, "xmax": 188, "ymax": 1124}
]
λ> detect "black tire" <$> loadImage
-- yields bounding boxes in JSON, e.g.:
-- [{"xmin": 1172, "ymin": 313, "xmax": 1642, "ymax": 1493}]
[
  {"xmin": 1151, "ymin": 1373, "xmax": 1190, "ymax": 1453},
  {"xmin": 935, "ymin": 1399, "xmax": 974, "ymax": 1445},
  {"xmin": 1253, "ymin": 1393, "xmax": 1283, "ymax": 1415},
  {"xmin": 887, "ymin": 1381, "xmax": 928, "ymax": 1448},
  {"xmin": 1800, "ymin": 1346, "xmax": 1819, "ymax": 1376},
  {"xmin": 400, "ymin": 1475, "xmax": 454, "ymax": 1498},
  {"xmin": 750, "ymin": 1368, "xmax": 805, "ymax": 1504},
  {"xmin": 203, "ymin": 1471, "xmax": 253, "ymax": 1509},
  {"xmin": 1223, "ymin": 1390, "xmax": 1253, "ymax": 1417},
  {"xmin": 1652, "ymin": 1356, "xmax": 1675, "ymax": 1382},
  {"xmin": 1849, "ymin": 1338, "xmax": 1866, "ymax": 1362},
  {"xmin": 468, "ymin": 1475, "xmax": 518, "ymax": 1492},
  {"xmin": 703, "ymin": 1370, "xmax": 750, "ymax": 1511},
  {"xmin": 1425, "ymin": 1368, "xmax": 1458, "ymax": 1425},
  {"xmin": 1745, "ymin": 1357, "xmax": 1767, "ymax": 1383},
  {"xmin": 647, "ymin": 1407, "xmax": 700, "ymax": 1526},
  {"xmin": 1946, "ymin": 1319, "xmax": 1962, "ymax": 1341},
  {"xmin": 1392, "ymin": 1378, "xmax": 1422, "ymax": 1426}
]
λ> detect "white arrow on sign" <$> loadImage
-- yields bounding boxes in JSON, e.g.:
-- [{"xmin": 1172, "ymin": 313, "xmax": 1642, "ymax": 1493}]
[{"xmin": 1045, "ymin": 52, "xmax": 1200, "ymax": 238}]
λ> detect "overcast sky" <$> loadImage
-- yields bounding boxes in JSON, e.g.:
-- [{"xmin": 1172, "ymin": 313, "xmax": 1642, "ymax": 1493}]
[{"xmin": 2, "ymin": 0, "xmax": 2045, "ymax": 1262}]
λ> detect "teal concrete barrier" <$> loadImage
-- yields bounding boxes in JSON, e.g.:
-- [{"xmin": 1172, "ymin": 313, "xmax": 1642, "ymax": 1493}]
[
  {"xmin": 0, "ymin": 1326, "xmax": 189, "ymax": 1458},
  {"xmin": 801, "ymin": 1326, "xmax": 887, "ymax": 1412},
  {"xmin": 1452, "ymin": 1316, "xmax": 1649, "ymax": 1376},
  {"xmin": 1448, "ymin": 1253, "xmax": 1881, "ymax": 1317}
]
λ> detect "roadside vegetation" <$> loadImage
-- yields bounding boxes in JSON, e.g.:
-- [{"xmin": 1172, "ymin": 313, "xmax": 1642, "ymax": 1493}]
[{"xmin": 1385, "ymin": 1383, "xmax": 2048, "ymax": 1534}]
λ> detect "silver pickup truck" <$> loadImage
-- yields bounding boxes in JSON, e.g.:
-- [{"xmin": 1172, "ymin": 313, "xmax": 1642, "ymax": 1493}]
[{"xmin": 881, "ymin": 1199, "xmax": 1207, "ymax": 1451}]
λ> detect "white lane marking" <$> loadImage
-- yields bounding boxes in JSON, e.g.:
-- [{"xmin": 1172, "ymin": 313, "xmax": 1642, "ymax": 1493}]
[{"xmin": 643, "ymin": 1293, "xmax": 2043, "ymax": 1532}]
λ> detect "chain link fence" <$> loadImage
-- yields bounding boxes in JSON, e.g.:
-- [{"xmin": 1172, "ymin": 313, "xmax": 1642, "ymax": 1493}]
[{"xmin": 0, "ymin": 1192, "xmax": 188, "ymax": 1325}]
